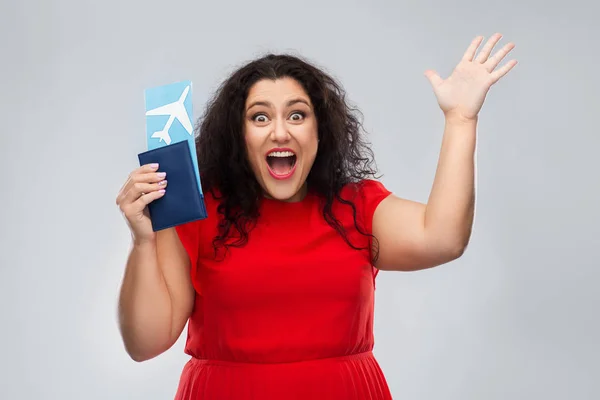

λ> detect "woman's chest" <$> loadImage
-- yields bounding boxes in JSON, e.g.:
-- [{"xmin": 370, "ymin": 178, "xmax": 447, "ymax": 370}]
[{"xmin": 196, "ymin": 218, "xmax": 375, "ymax": 312}]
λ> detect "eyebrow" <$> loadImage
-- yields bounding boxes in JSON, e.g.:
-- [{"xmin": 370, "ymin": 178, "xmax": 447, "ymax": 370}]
[{"xmin": 246, "ymin": 98, "xmax": 311, "ymax": 112}]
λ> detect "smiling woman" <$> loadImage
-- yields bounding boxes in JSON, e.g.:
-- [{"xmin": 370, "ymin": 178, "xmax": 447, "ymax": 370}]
[
  {"xmin": 115, "ymin": 34, "xmax": 517, "ymax": 400},
  {"xmin": 194, "ymin": 55, "xmax": 383, "ymax": 255},
  {"xmin": 243, "ymin": 78, "xmax": 319, "ymax": 201}
]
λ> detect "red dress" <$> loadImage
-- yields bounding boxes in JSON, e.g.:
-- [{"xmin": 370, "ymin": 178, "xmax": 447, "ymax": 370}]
[{"xmin": 173, "ymin": 179, "xmax": 393, "ymax": 399}]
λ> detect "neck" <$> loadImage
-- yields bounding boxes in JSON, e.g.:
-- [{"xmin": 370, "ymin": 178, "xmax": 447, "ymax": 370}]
[{"xmin": 263, "ymin": 182, "xmax": 308, "ymax": 203}]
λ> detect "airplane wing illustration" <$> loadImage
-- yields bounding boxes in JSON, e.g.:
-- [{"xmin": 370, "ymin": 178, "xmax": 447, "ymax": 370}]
[
  {"xmin": 145, "ymin": 102, "xmax": 177, "ymax": 117},
  {"xmin": 172, "ymin": 104, "xmax": 193, "ymax": 134},
  {"xmin": 145, "ymin": 85, "xmax": 193, "ymax": 135}
]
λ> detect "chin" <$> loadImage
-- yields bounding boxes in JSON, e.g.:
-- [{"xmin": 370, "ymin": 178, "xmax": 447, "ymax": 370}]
[{"xmin": 261, "ymin": 178, "xmax": 306, "ymax": 202}]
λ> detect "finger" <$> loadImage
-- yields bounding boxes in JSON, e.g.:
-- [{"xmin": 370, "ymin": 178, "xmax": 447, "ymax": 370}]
[
  {"xmin": 116, "ymin": 163, "xmax": 161, "ymax": 205},
  {"xmin": 133, "ymin": 189, "xmax": 166, "ymax": 210},
  {"xmin": 117, "ymin": 175, "xmax": 165, "ymax": 208},
  {"xmin": 424, "ymin": 70, "xmax": 443, "ymax": 88},
  {"xmin": 462, "ymin": 36, "xmax": 484, "ymax": 62},
  {"xmin": 118, "ymin": 169, "xmax": 166, "ymax": 200},
  {"xmin": 139, "ymin": 162, "xmax": 160, "ymax": 173},
  {"xmin": 490, "ymin": 59, "xmax": 518, "ymax": 84},
  {"xmin": 121, "ymin": 189, "xmax": 166, "ymax": 220},
  {"xmin": 474, "ymin": 33, "xmax": 503, "ymax": 63},
  {"xmin": 122, "ymin": 180, "xmax": 168, "ymax": 205},
  {"xmin": 485, "ymin": 42, "xmax": 516, "ymax": 71}
]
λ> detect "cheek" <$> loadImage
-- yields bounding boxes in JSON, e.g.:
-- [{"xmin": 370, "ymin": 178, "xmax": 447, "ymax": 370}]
[
  {"xmin": 244, "ymin": 128, "xmax": 266, "ymax": 171},
  {"xmin": 302, "ymin": 126, "xmax": 319, "ymax": 160}
]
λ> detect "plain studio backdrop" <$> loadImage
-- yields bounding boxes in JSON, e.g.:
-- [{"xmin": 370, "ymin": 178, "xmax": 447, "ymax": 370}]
[{"xmin": 1, "ymin": 0, "xmax": 598, "ymax": 399}]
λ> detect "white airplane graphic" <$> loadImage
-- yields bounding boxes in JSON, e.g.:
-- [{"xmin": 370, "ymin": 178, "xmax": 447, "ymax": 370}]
[{"xmin": 145, "ymin": 85, "xmax": 193, "ymax": 145}]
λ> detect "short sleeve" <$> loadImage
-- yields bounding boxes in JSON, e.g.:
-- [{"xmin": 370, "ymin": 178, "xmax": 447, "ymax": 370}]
[
  {"xmin": 352, "ymin": 180, "xmax": 391, "ymax": 285},
  {"xmin": 175, "ymin": 221, "xmax": 202, "ymax": 293},
  {"xmin": 356, "ymin": 179, "xmax": 392, "ymax": 236}
]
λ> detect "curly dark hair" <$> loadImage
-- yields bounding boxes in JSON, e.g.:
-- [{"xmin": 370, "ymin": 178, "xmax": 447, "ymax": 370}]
[{"xmin": 195, "ymin": 53, "xmax": 381, "ymax": 259}]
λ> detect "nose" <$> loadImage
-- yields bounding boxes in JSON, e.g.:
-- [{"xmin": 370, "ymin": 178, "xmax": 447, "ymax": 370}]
[{"xmin": 270, "ymin": 117, "xmax": 291, "ymax": 144}]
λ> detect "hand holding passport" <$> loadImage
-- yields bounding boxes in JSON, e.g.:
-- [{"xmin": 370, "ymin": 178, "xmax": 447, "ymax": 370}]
[{"xmin": 137, "ymin": 81, "xmax": 208, "ymax": 231}]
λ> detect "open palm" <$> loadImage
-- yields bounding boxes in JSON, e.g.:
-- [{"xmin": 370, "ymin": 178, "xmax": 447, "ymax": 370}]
[{"xmin": 425, "ymin": 33, "xmax": 517, "ymax": 121}]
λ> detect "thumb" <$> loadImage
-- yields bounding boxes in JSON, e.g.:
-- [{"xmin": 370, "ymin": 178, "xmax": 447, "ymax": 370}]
[{"xmin": 424, "ymin": 70, "xmax": 443, "ymax": 88}]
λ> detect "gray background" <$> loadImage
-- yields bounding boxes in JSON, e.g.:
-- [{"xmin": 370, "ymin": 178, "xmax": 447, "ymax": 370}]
[{"xmin": 1, "ymin": 0, "xmax": 598, "ymax": 399}]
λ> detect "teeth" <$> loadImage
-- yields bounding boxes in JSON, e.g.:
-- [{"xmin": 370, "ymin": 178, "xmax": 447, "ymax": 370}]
[{"xmin": 268, "ymin": 151, "xmax": 295, "ymax": 157}]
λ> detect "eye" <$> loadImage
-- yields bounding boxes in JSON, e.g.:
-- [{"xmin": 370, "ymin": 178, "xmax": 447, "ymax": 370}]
[
  {"xmin": 252, "ymin": 113, "xmax": 269, "ymax": 123},
  {"xmin": 289, "ymin": 112, "xmax": 305, "ymax": 121}
]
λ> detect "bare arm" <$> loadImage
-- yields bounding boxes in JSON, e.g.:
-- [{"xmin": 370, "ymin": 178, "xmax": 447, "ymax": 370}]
[
  {"xmin": 119, "ymin": 228, "xmax": 194, "ymax": 361},
  {"xmin": 115, "ymin": 162, "xmax": 196, "ymax": 361},
  {"xmin": 373, "ymin": 116, "xmax": 476, "ymax": 271},
  {"xmin": 118, "ymin": 230, "xmax": 195, "ymax": 362},
  {"xmin": 372, "ymin": 33, "xmax": 516, "ymax": 271}
]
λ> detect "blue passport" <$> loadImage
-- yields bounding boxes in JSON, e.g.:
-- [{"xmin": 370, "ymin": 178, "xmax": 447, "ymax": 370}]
[
  {"xmin": 138, "ymin": 140, "xmax": 208, "ymax": 231},
  {"xmin": 139, "ymin": 81, "xmax": 208, "ymax": 231}
]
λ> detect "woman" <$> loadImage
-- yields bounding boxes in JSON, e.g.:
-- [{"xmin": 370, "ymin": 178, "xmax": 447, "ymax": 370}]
[{"xmin": 116, "ymin": 33, "xmax": 516, "ymax": 399}]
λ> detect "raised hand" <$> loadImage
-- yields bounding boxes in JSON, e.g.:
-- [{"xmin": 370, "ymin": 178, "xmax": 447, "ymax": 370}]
[
  {"xmin": 424, "ymin": 33, "xmax": 517, "ymax": 121},
  {"xmin": 116, "ymin": 163, "xmax": 168, "ymax": 244}
]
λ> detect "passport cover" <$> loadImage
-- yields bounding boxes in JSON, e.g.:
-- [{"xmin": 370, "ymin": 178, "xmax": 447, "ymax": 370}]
[{"xmin": 138, "ymin": 140, "xmax": 208, "ymax": 231}]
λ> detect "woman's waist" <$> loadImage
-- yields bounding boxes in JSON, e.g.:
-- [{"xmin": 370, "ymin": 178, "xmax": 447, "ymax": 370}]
[
  {"xmin": 184, "ymin": 331, "xmax": 375, "ymax": 365},
  {"xmin": 189, "ymin": 350, "xmax": 375, "ymax": 367},
  {"xmin": 175, "ymin": 350, "xmax": 391, "ymax": 399}
]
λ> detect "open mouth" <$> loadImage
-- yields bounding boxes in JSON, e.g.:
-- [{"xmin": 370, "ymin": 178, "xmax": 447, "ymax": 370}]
[{"xmin": 266, "ymin": 150, "xmax": 297, "ymax": 179}]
